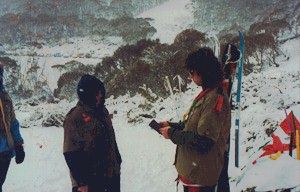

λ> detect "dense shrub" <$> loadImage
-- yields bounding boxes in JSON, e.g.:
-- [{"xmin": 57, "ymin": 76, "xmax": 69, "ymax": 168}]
[{"xmin": 53, "ymin": 61, "xmax": 94, "ymax": 100}]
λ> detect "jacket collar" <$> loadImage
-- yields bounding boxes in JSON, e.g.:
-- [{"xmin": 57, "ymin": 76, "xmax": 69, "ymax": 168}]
[{"xmin": 76, "ymin": 101, "xmax": 107, "ymax": 118}]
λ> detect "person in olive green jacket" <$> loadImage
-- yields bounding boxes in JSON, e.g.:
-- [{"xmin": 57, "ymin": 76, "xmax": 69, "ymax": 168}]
[
  {"xmin": 63, "ymin": 74, "xmax": 122, "ymax": 192},
  {"xmin": 160, "ymin": 47, "xmax": 231, "ymax": 192}
]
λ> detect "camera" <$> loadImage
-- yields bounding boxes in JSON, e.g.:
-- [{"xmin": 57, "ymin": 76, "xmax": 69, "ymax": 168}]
[{"xmin": 149, "ymin": 119, "xmax": 161, "ymax": 134}]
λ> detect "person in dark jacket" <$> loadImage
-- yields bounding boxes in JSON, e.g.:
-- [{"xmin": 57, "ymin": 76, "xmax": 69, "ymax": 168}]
[
  {"xmin": 159, "ymin": 48, "xmax": 231, "ymax": 192},
  {"xmin": 0, "ymin": 63, "xmax": 25, "ymax": 192},
  {"xmin": 217, "ymin": 43, "xmax": 241, "ymax": 192},
  {"xmin": 63, "ymin": 74, "xmax": 122, "ymax": 192}
]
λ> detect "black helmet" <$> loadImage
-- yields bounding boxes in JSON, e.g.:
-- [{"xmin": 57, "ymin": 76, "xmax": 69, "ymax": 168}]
[
  {"xmin": 222, "ymin": 44, "xmax": 241, "ymax": 65},
  {"xmin": 77, "ymin": 74, "xmax": 106, "ymax": 106}
]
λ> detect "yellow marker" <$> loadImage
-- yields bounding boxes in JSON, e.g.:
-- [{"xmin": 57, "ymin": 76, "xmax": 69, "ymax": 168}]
[
  {"xmin": 269, "ymin": 151, "xmax": 282, "ymax": 160},
  {"xmin": 296, "ymin": 130, "xmax": 300, "ymax": 160}
]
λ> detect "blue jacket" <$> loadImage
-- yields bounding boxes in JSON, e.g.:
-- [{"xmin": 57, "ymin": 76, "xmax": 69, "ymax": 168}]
[
  {"xmin": 0, "ymin": 74, "xmax": 24, "ymax": 157},
  {"xmin": 0, "ymin": 119, "xmax": 24, "ymax": 157}
]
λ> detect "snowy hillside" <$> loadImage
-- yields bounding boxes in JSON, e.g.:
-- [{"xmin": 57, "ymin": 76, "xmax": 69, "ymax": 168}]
[
  {"xmin": 2, "ymin": 0, "xmax": 300, "ymax": 191},
  {"xmin": 231, "ymin": 38, "xmax": 300, "ymax": 191},
  {"xmin": 4, "ymin": 35, "xmax": 300, "ymax": 192},
  {"xmin": 4, "ymin": 37, "xmax": 300, "ymax": 192},
  {"xmin": 3, "ymin": 36, "xmax": 123, "ymax": 91},
  {"xmin": 138, "ymin": 0, "xmax": 194, "ymax": 44}
]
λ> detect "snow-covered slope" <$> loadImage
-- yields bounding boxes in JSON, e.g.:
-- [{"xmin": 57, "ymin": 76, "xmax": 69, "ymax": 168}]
[
  {"xmin": 3, "ymin": 36, "xmax": 123, "ymax": 91},
  {"xmin": 230, "ymin": 37, "xmax": 300, "ymax": 191},
  {"xmin": 138, "ymin": 0, "xmax": 194, "ymax": 44},
  {"xmin": 2, "ymin": 0, "xmax": 300, "ymax": 191},
  {"xmin": 5, "ymin": 37, "xmax": 300, "ymax": 192}
]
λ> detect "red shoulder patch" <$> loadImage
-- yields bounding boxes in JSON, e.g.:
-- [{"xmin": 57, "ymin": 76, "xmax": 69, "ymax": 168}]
[{"xmin": 82, "ymin": 113, "xmax": 92, "ymax": 123}]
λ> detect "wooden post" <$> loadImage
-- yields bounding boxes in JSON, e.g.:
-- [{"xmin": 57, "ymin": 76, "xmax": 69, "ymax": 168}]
[
  {"xmin": 284, "ymin": 109, "xmax": 293, "ymax": 157},
  {"xmin": 296, "ymin": 130, "xmax": 300, "ymax": 160},
  {"xmin": 291, "ymin": 111, "xmax": 297, "ymax": 158}
]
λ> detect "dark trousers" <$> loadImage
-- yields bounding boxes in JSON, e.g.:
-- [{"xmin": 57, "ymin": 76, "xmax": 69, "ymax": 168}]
[
  {"xmin": 88, "ymin": 174, "xmax": 120, "ymax": 192},
  {"xmin": 184, "ymin": 185, "xmax": 216, "ymax": 192},
  {"xmin": 0, "ymin": 152, "xmax": 11, "ymax": 192},
  {"xmin": 105, "ymin": 174, "xmax": 120, "ymax": 192},
  {"xmin": 217, "ymin": 151, "xmax": 230, "ymax": 192},
  {"xmin": 72, "ymin": 186, "xmax": 78, "ymax": 192}
]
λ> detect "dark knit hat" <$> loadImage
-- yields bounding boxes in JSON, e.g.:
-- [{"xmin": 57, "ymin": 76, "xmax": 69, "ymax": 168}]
[{"xmin": 77, "ymin": 74, "xmax": 105, "ymax": 106}]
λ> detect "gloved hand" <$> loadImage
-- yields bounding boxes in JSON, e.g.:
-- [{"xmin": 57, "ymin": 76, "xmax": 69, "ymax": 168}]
[{"xmin": 15, "ymin": 145, "xmax": 25, "ymax": 164}]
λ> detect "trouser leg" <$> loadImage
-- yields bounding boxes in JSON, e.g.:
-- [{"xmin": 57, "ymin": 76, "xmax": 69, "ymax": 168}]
[
  {"xmin": 183, "ymin": 185, "xmax": 216, "ymax": 192},
  {"xmin": 0, "ymin": 155, "xmax": 11, "ymax": 192},
  {"xmin": 105, "ymin": 174, "xmax": 120, "ymax": 192},
  {"xmin": 217, "ymin": 151, "xmax": 230, "ymax": 192}
]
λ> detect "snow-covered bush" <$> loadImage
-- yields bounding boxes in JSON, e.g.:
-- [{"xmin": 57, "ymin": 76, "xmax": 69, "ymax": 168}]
[
  {"xmin": 98, "ymin": 34, "xmax": 208, "ymax": 98},
  {"xmin": 173, "ymin": 28, "xmax": 208, "ymax": 51},
  {"xmin": 1, "ymin": 56, "xmax": 53, "ymax": 101},
  {"xmin": 42, "ymin": 113, "xmax": 64, "ymax": 127},
  {"xmin": 110, "ymin": 16, "xmax": 157, "ymax": 44}
]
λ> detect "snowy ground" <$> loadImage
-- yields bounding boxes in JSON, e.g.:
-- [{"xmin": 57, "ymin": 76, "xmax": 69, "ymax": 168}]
[
  {"xmin": 4, "ymin": 95, "xmax": 182, "ymax": 192},
  {"xmin": 2, "ymin": 0, "xmax": 300, "ymax": 191},
  {"xmin": 4, "ymin": 36, "xmax": 300, "ymax": 191},
  {"xmin": 230, "ymin": 37, "xmax": 300, "ymax": 192},
  {"xmin": 3, "ymin": 36, "xmax": 123, "ymax": 91},
  {"xmin": 138, "ymin": 0, "xmax": 194, "ymax": 44}
]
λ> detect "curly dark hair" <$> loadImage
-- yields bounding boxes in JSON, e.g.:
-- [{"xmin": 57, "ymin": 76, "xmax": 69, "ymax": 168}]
[{"xmin": 185, "ymin": 47, "xmax": 223, "ymax": 88}]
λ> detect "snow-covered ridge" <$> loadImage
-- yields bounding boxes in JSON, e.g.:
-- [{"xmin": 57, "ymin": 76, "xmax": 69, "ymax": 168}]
[
  {"xmin": 2, "ymin": 0, "xmax": 300, "ymax": 191},
  {"xmin": 138, "ymin": 0, "xmax": 194, "ymax": 44},
  {"xmin": 4, "ymin": 37, "xmax": 300, "ymax": 192},
  {"xmin": 231, "ymin": 37, "xmax": 300, "ymax": 191},
  {"xmin": 3, "ymin": 36, "xmax": 123, "ymax": 91}
]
